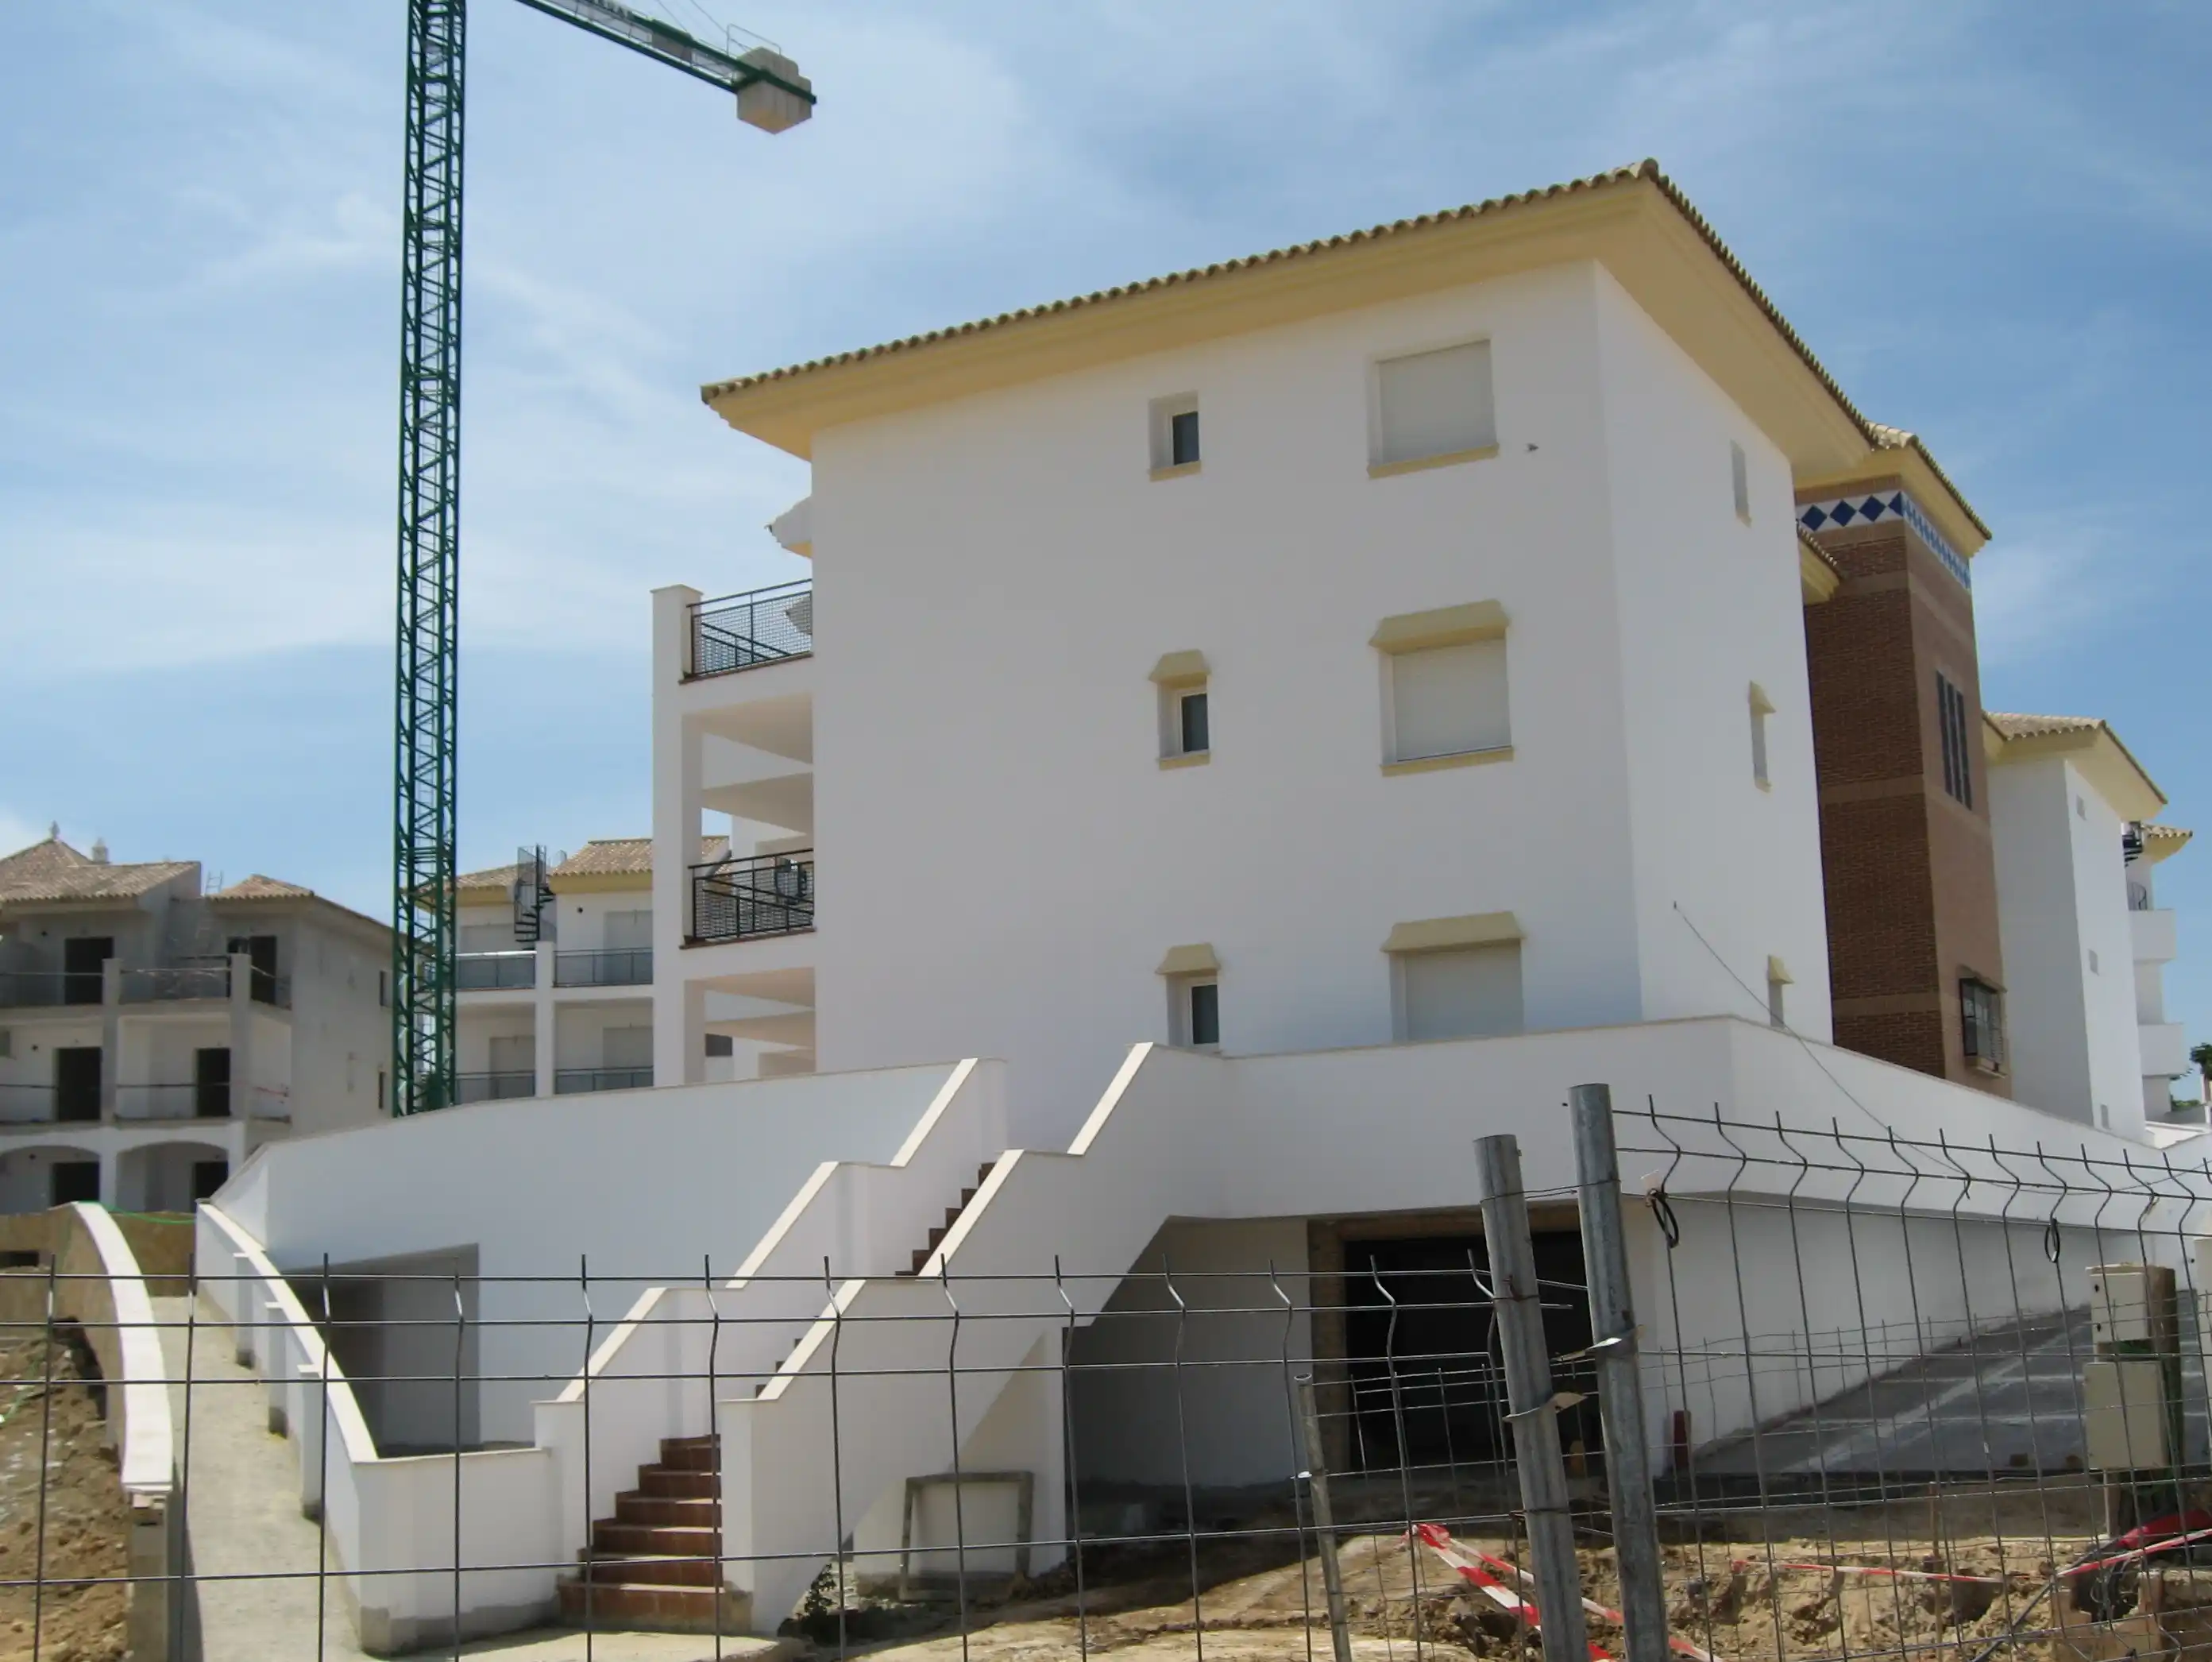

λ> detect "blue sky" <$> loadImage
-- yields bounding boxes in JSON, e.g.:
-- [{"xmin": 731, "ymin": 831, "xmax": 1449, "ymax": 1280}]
[{"xmin": 2, "ymin": 2, "xmax": 2206, "ymax": 1046}]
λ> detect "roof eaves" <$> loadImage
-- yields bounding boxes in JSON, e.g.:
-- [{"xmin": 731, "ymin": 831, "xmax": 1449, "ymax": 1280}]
[{"xmin": 704, "ymin": 163, "xmax": 1861, "ymax": 441}]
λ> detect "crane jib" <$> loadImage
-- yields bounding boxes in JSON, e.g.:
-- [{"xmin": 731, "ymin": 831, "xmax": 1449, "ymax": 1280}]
[{"xmin": 509, "ymin": 0, "xmax": 819, "ymax": 102}]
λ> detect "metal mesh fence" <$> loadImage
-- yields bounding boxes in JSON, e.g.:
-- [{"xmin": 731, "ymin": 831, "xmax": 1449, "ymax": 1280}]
[{"xmin": 6, "ymin": 1099, "xmax": 2212, "ymax": 1662}]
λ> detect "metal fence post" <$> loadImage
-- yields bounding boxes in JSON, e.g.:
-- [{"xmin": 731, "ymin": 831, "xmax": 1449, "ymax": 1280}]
[
  {"xmin": 1570, "ymin": 1082, "xmax": 1667, "ymax": 1662},
  {"xmin": 1295, "ymin": 1375, "xmax": 1355, "ymax": 1662},
  {"xmin": 1476, "ymin": 1133, "xmax": 1590, "ymax": 1662}
]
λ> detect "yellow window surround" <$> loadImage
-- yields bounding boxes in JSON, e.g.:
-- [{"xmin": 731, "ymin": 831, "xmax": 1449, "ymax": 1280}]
[
  {"xmin": 1366, "ymin": 443, "xmax": 1500, "ymax": 481},
  {"xmin": 1148, "ymin": 650, "xmax": 1210, "ymax": 687},
  {"xmin": 1381, "ymin": 747, "xmax": 1513, "ymax": 778},
  {"xmin": 1156, "ymin": 943, "xmax": 1220, "ymax": 977},
  {"xmin": 1381, "ymin": 912, "xmax": 1522, "ymax": 956},
  {"xmin": 1370, "ymin": 600, "xmax": 1507, "ymax": 655}
]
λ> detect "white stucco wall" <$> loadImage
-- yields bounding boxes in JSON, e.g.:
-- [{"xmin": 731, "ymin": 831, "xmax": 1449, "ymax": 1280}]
[
  {"xmin": 215, "ymin": 1060, "xmax": 988, "ymax": 1441},
  {"xmin": 793, "ymin": 261, "xmax": 1831, "ymax": 1142},
  {"xmin": 1990, "ymin": 756, "xmax": 2145, "ymax": 1134},
  {"xmin": 1592, "ymin": 271, "xmax": 1834, "ymax": 1039}
]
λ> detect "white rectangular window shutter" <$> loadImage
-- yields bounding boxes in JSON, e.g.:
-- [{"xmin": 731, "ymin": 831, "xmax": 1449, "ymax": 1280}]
[
  {"xmin": 1391, "ymin": 638, "xmax": 1510, "ymax": 761},
  {"xmin": 1401, "ymin": 944, "xmax": 1523, "ymax": 1042},
  {"xmin": 603, "ymin": 1025, "xmax": 653, "ymax": 1069},
  {"xmin": 459, "ymin": 922, "xmax": 512, "ymax": 953},
  {"xmin": 604, "ymin": 909, "xmax": 653, "ymax": 950},
  {"xmin": 488, "ymin": 1034, "xmax": 531, "ymax": 1074},
  {"xmin": 1376, "ymin": 341, "xmax": 1496, "ymax": 466}
]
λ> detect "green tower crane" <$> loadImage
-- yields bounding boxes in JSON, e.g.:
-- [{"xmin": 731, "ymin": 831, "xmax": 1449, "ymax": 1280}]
[{"xmin": 391, "ymin": 0, "xmax": 813, "ymax": 1116}]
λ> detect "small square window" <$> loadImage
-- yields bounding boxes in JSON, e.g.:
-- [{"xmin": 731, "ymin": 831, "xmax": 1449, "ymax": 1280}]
[
  {"xmin": 1179, "ymin": 690, "xmax": 1210, "ymax": 756},
  {"xmin": 2087, "ymin": 949, "xmax": 2100, "ymax": 975},
  {"xmin": 1149, "ymin": 394, "xmax": 1201, "ymax": 474},
  {"xmin": 1170, "ymin": 409, "xmax": 1200, "ymax": 468},
  {"xmin": 1731, "ymin": 441, "xmax": 1751, "ymax": 523}
]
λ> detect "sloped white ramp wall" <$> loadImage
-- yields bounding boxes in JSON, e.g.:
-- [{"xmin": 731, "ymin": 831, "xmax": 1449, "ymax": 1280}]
[{"xmin": 716, "ymin": 1042, "xmax": 1226, "ymax": 1628}]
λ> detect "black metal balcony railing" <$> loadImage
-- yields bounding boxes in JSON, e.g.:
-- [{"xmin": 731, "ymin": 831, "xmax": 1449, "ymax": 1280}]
[
  {"xmin": 114, "ymin": 962, "xmax": 289, "ymax": 1007},
  {"xmin": 456, "ymin": 1069, "xmax": 536, "ymax": 1104},
  {"xmin": 0, "ymin": 971, "xmax": 68, "ymax": 1009},
  {"xmin": 113, "ymin": 1083, "xmax": 233, "ymax": 1120},
  {"xmin": 689, "ymin": 851, "xmax": 813, "ymax": 945},
  {"xmin": 687, "ymin": 579, "xmax": 813, "ymax": 678},
  {"xmin": 553, "ymin": 1066, "xmax": 652, "ymax": 1095},
  {"xmin": 457, "ymin": 951, "xmax": 539, "ymax": 991},
  {"xmin": 553, "ymin": 949, "xmax": 654, "ymax": 988}
]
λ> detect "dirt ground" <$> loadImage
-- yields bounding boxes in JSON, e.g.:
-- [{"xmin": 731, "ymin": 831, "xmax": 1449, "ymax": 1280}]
[
  {"xmin": 0, "ymin": 1331, "xmax": 129, "ymax": 1662},
  {"xmin": 815, "ymin": 1486, "xmax": 2148, "ymax": 1662}
]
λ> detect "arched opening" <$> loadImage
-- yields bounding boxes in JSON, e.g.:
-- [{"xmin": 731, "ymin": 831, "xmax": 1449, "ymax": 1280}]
[
  {"xmin": 0, "ymin": 1145, "xmax": 102, "ymax": 1215},
  {"xmin": 115, "ymin": 1142, "xmax": 228, "ymax": 1214}
]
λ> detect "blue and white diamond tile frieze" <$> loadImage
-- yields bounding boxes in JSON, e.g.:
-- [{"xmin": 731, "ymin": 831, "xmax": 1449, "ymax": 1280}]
[{"xmin": 1797, "ymin": 490, "xmax": 1971, "ymax": 589}]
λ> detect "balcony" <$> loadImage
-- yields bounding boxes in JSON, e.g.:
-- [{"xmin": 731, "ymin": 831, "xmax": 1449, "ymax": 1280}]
[
  {"xmin": 687, "ymin": 579, "xmax": 813, "ymax": 679},
  {"xmin": 0, "ymin": 1081, "xmax": 287, "ymax": 1124},
  {"xmin": 456, "ymin": 1069, "xmax": 536, "ymax": 1104},
  {"xmin": 2131, "ymin": 907, "xmax": 2178, "ymax": 966},
  {"xmin": 689, "ymin": 851, "xmax": 813, "ymax": 945},
  {"xmin": 554, "ymin": 949, "xmax": 653, "ymax": 988},
  {"xmin": 0, "ymin": 971, "xmax": 75, "ymax": 1009},
  {"xmin": 554, "ymin": 1067, "xmax": 652, "ymax": 1095},
  {"xmin": 2143, "ymin": 1022, "xmax": 2192, "ymax": 1080},
  {"xmin": 118, "ymin": 962, "xmax": 288, "ymax": 1007},
  {"xmin": 458, "ymin": 950, "xmax": 539, "ymax": 991}
]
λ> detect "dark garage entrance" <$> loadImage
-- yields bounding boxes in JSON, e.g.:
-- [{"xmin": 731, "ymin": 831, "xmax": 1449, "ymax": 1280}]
[{"xmin": 1340, "ymin": 1228, "xmax": 1597, "ymax": 1474}]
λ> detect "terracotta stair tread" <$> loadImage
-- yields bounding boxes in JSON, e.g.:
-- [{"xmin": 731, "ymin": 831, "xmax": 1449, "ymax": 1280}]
[
  {"xmin": 901, "ymin": 1162, "xmax": 1001, "ymax": 1276},
  {"xmin": 556, "ymin": 1579, "xmax": 749, "ymax": 1633}
]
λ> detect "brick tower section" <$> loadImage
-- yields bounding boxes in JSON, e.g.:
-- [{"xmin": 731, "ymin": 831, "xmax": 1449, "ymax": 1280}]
[{"xmin": 1803, "ymin": 492, "xmax": 2009, "ymax": 1097}]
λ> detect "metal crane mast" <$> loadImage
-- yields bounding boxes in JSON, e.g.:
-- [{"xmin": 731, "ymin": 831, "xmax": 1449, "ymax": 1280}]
[{"xmin": 391, "ymin": 0, "xmax": 813, "ymax": 1116}]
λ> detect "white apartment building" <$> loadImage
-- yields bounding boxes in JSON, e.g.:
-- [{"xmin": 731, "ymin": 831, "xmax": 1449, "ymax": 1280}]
[
  {"xmin": 204, "ymin": 164, "xmax": 2202, "ymax": 1645},
  {"xmin": 654, "ymin": 172, "xmax": 1857, "ymax": 1134},
  {"xmin": 1983, "ymin": 713, "xmax": 2191, "ymax": 1133},
  {"xmin": 454, "ymin": 839, "xmax": 742, "ymax": 1103},
  {"xmin": 0, "ymin": 832, "xmax": 388, "ymax": 1212}
]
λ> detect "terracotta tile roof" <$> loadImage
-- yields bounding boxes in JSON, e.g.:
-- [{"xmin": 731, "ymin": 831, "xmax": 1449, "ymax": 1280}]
[
  {"xmin": 0, "ymin": 837, "xmax": 94, "ymax": 891},
  {"xmin": 702, "ymin": 160, "xmax": 1989, "ymax": 537},
  {"xmin": 0, "ymin": 857, "xmax": 198, "ymax": 906},
  {"xmin": 1985, "ymin": 712, "xmax": 2102, "ymax": 741},
  {"xmin": 456, "ymin": 859, "xmax": 526, "ymax": 895},
  {"xmin": 1867, "ymin": 423, "xmax": 1990, "ymax": 538},
  {"xmin": 2144, "ymin": 824, "xmax": 2193, "ymax": 852},
  {"xmin": 550, "ymin": 837, "xmax": 728, "ymax": 879},
  {"xmin": 209, "ymin": 875, "xmax": 315, "ymax": 902},
  {"xmin": 209, "ymin": 875, "xmax": 389, "ymax": 937}
]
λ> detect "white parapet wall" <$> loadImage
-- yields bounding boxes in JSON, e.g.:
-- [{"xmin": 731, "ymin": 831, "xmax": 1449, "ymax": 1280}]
[
  {"xmin": 214, "ymin": 1013, "xmax": 2189, "ymax": 1641},
  {"xmin": 48, "ymin": 1204, "xmax": 178, "ymax": 1660}
]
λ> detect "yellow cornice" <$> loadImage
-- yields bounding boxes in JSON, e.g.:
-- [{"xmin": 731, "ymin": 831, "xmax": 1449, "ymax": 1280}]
[
  {"xmin": 703, "ymin": 166, "xmax": 1909, "ymax": 501},
  {"xmin": 1983, "ymin": 718, "xmax": 2167, "ymax": 821},
  {"xmin": 1797, "ymin": 444, "xmax": 1988, "ymax": 561},
  {"xmin": 547, "ymin": 872, "xmax": 653, "ymax": 895},
  {"xmin": 1797, "ymin": 535, "xmax": 1840, "ymax": 604}
]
